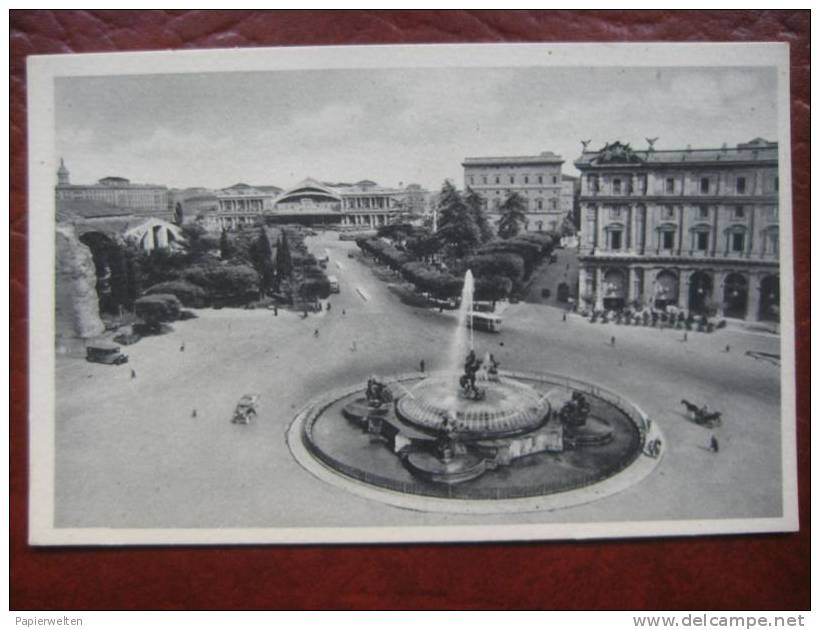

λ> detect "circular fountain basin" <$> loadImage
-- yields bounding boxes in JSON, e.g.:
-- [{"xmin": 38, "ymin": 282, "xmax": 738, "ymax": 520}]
[{"xmin": 395, "ymin": 375, "xmax": 550, "ymax": 440}]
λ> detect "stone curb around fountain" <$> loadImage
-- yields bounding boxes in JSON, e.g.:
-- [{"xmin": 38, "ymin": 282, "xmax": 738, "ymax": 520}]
[{"xmin": 285, "ymin": 370, "xmax": 665, "ymax": 515}]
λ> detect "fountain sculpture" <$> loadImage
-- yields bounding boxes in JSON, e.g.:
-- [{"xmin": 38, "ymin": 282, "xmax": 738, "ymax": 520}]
[{"xmin": 335, "ymin": 270, "xmax": 618, "ymax": 485}]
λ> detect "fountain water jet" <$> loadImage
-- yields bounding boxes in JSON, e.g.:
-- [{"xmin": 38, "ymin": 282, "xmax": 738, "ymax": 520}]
[{"xmin": 443, "ymin": 270, "xmax": 475, "ymax": 412}]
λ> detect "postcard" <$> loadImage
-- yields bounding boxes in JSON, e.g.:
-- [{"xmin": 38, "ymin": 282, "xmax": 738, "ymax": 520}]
[{"xmin": 27, "ymin": 42, "xmax": 797, "ymax": 545}]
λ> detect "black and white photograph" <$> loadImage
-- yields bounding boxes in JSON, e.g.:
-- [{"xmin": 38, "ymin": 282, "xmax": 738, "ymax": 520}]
[{"xmin": 27, "ymin": 42, "xmax": 797, "ymax": 545}]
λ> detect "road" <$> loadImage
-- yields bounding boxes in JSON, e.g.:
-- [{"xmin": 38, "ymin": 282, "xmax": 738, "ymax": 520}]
[{"xmin": 53, "ymin": 230, "xmax": 784, "ymax": 530}]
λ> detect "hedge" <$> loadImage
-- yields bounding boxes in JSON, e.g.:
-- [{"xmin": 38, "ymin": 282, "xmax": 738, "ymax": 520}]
[
  {"xmin": 144, "ymin": 280, "xmax": 207, "ymax": 308},
  {"xmin": 134, "ymin": 294, "xmax": 182, "ymax": 331},
  {"xmin": 465, "ymin": 253, "xmax": 525, "ymax": 283},
  {"xmin": 183, "ymin": 263, "xmax": 260, "ymax": 304}
]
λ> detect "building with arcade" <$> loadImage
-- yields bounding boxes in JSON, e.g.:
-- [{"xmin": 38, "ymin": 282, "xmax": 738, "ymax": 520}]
[{"xmin": 574, "ymin": 138, "xmax": 780, "ymax": 322}]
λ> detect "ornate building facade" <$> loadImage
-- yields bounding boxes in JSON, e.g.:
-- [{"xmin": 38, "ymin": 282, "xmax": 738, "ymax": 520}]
[
  {"xmin": 574, "ymin": 139, "xmax": 780, "ymax": 322},
  {"xmin": 462, "ymin": 152, "xmax": 565, "ymax": 233}
]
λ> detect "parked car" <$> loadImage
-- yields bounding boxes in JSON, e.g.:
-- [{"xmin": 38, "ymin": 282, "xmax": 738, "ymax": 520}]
[{"xmin": 86, "ymin": 342, "xmax": 128, "ymax": 365}]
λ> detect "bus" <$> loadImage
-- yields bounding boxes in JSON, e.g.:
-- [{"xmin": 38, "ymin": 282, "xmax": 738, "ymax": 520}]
[
  {"xmin": 328, "ymin": 275, "xmax": 340, "ymax": 293},
  {"xmin": 468, "ymin": 311, "xmax": 502, "ymax": 333}
]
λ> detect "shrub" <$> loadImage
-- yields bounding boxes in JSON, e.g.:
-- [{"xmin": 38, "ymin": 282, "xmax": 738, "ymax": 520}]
[
  {"xmin": 465, "ymin": 253, "xmax": 525, "ymax": 283},
  {"xmin": 473, "ymin": 275, "xmax": 513, "ymax": 302},
  {"xmin": 183, "ymin": 263, "xmax": 260, "ymax": 305},
  {"xmin": 144, "ymin": 280, "xmax": 207, "ymax": 308},
  {"xmin": 299, "ymin": 277, "xmax": 331, "ymax": 300},
  {"xmin": 134, "ymin": 294, "xmax": 182, "ymax": 332},
  {"xmin": 477, "ymin": 238, "xmax": 543, "ymax": 277},
  {"xmin": 357, "ymin": 238, "xmax": 410, "ymax": 269}
]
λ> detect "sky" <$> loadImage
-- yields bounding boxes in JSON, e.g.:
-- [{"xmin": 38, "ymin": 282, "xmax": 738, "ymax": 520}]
[{"xmin": 55, "ymin": 65, "xmax": 778, "ymax": 192}]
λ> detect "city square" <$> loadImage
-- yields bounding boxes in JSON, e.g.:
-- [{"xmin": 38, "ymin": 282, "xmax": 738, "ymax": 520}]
[{"xmin": 54, "ymin": 230, "xmax": 782, "ymax": 530}]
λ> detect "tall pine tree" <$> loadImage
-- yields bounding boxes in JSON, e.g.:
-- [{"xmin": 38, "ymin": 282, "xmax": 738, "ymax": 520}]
[
  {"xmin": 274, "ymin": 231, "xmax": 293, "ymax": 291},
  {"xmin": 249, "ymin": 227, "xmax": 275, "ymax": 298},
  {"xmin": 497, "ymin": 191, "xmax": 528, "ymax": 239},
  {"xmin": 435, "ymin": 180, "xmax": 481, "ymax": 259},
  {"xmin": 464, "ymin": 186, "xmax": 494, "ymax": 243}
]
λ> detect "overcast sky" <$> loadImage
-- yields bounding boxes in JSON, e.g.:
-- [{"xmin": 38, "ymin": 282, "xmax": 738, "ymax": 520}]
[{"xmin": 55, "ymin": 65, "xmax": 778, "ymax": 192}]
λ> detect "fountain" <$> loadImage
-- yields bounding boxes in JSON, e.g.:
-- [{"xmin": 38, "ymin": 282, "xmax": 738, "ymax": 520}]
[{"xmin": 291, "ymin": 270, "xmax": 659, "ymax": 508}]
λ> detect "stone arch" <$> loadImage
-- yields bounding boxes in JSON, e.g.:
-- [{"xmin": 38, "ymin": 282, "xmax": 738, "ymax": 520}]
[
  {"xmin": 602, "ymin": 267, "xmax": 627, "ymax": 310},
  {"xmin": 688, "ymin": 270, "xmax": 714, "ymax": 315},
  {"xmin": 722, "ymin": 272, "xmax": 748, "ymax": 319},
  {"xmin": 653, "ymin": 269, "xmax": 678, "ymax": 309}
]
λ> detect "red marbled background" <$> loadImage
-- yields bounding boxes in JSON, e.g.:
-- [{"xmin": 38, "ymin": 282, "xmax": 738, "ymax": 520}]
[{"xmin": 10, "ymin": 10, "xmax": 810, "ymax": 610}]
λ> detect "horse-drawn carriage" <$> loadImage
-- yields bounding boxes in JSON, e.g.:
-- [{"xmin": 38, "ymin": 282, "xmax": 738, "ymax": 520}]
[{"xmin": 681, "ymin": 399, "xmax": 722, "ymax": 427}]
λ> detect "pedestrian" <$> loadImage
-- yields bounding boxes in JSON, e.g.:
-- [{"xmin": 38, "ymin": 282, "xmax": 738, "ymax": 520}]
[
  {"xmin": 683, "ymin": 332, "xmax": 688, "ymax": 342},
  {"xmin": 725, "ymin": 344, "xmax": 730, "ymax": 353},
  {"xmin": 314, "ymin": 329, "xmax": 319, "ymax": 338},
  {"xmin": 191, "ymin": 409, "xmax": 197, "ymax": 418},
  {"xmin": 419, "ymin": 359, "xmax": 426, "ymax": 373},
  {"xmin": 710, "ymin": 435, "xmax": 720, "ymax": 453},
  {"xmin": 130, "ymin": 369, "xmax": 136, "ymax": 379},
  {"xmin": 562, "ymin": 311, "xmax": 567, "ymax": 322},
  {"xmin": 351, "ymin": 340, "xmax": 357, "ymax": 352},
  {"xmin": 342, "ymin": 309, "xmax": 346, "ymax": 316},
  {"xmin": 180, "ymin": 342, "xmax": 185, "ymax": 352},
  {"xmin": 274, "ymin": 305, "xmax": 278, "ymax": 316},
  {"xmin": 327, "ymin": 302, "xmax": 332, "ymax": 312},
  {"xmin": 610, "ymin": 336, "xmax": 616, "ymax": 347}
]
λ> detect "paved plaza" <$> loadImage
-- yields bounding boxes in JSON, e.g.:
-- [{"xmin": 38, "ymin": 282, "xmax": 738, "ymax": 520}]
[{"xmin": 54, "ymin": 231, "xmax": 783, "ymax": 529}]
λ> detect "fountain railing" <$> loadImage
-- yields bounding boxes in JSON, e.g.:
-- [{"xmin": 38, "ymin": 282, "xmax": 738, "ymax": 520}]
[{"xmin": 298, "ymin": 370, "xmax": 652, "ymax": 501}]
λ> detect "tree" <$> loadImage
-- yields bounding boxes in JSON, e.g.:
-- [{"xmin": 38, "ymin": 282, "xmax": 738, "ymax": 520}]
[
  {"xmin": 435, "ymin": 180, "xmax": 481, "ymax": 258},
  {"xmin": 467, "ymin": 253, "xmax": 525, "ymax": 283},
  {"xmin": 183, "ymin": 263, "xmax": 260, "ymax": 305},
  {"xmin": 464, "ymin": 186, "xmax": 494, "ymax": 243},
  {"xmin": 181, "ymin": 222, "xmax": 215, "ymax": 260},
  {"xmin": 219, "ymin": 230, "xmax": 235, "ymax": 260},
  {"xmin": 496, "ymin": 191, "xmax": 528, "ymax": 239},
  {"xmin": 134, "ymin": 294, "xmax": 182, "ymax": 334},
  {"xmin": 560, "ymin": 213, "xmax": 577, "ymax": 237},
  {"xmin": 248, "ymin": 227, "xmax": 275, "ymax": 297},
  {"xmin": 274, "ymin": 231, "xmax": 293, "ymax": 290},
  {"xmin": 144, "ymin": 280, "xmax": 207, "ymax": 308}
]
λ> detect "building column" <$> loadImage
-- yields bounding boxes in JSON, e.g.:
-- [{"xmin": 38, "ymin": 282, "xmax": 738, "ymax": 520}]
[
  {"xmin": 746, "ymin": 272, "xmax": 761, "ymax": 321},
  {"xmin": 715, "ymin": 271, "xmax": 727, "ymax": 317},
  {"xmin": 677, "ymin": 269, "xmax": 689, "ymax": 309},
  {"xmin": 711, "ymin": 206, "xmax": 719, "ymax": 256},
  {"xmin": 634, "ymin": 268, "xmax": 644, "ymax": 307},
  {"xmin": 626, "ymin": 267, "xmax": 635, "ymax": 303},
  {"xmin": 677, "ymin": 205, "xmax": 684, "ymax": 255},
  {"xmin": 594, "ymin": 267, "xmax": 605, "ymax": 310},
  {"xmin": 747, "ymin": 205, "xmax": 756, "ymax": 258}
]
